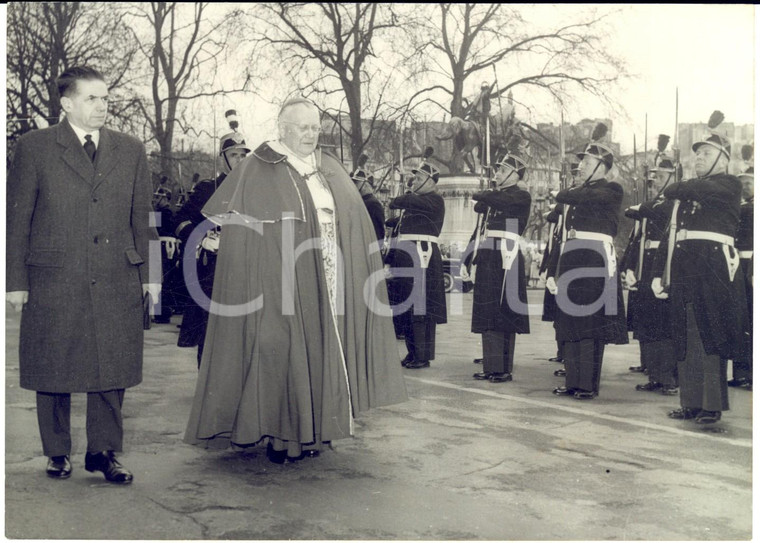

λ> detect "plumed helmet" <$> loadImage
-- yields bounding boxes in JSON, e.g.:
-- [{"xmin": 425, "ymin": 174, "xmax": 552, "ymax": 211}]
[
  {"xmin": 496, "ymin": 153, "xmax": 527, "ymax": 180},
  {"xmin": 219, "ymin": 131, "xmax": 251, "ymax": 156}
]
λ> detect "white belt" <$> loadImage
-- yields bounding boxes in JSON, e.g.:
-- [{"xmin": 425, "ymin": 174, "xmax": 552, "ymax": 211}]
[
  {"xmin": 675, "ymin": 230, "xmax": 735, "ymax": 247},
  {"xmin": 486, "ymin": 230, "xmax": 521, "ymax": 241},
  {"xmin": 567, "ymin": 230, "xmax": 614, "ymax": 245},
  {"xmin": 159, "ymin": 236, "xmax": 179, "ymax": 259},
  {"xmin": 398, "ymin": 234, "xmax": 439, "ymax": 244},
  {"xmin": 644, "ymin": 240, "xmax": 660, "ymax": 250},
  {"xmin": 562, "ymin": 230, "xmax": 616, "ymax": 278},
  {"xmin": 739, "ymin": 250, "xmax": 753, "ymax": 259}
]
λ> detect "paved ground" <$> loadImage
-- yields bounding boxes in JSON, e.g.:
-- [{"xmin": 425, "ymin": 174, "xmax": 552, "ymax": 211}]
[{"xmin": 4, "ymin": 290, "xmax": 753, "ymax": 540}]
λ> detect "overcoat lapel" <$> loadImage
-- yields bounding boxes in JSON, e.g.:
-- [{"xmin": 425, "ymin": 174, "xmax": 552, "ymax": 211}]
[
  {"xmin": 57, "ymin": 120, "xmax": 95, "ymax": 185},
  {"xmin": 93, "ymin": 128, "xmax": 120, "ymax": 190}
]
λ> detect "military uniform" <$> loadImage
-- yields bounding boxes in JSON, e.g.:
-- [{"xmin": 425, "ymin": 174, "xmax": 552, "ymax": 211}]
[
  {"xmin": 652, "ymin": 130, "xmax": 747, "ymax": 422},
  {"xmin": 470, "ymin": 184, "xmax": 531, "ymax": 380},
  {"xmin": 547, "ymin": 176, "xmax": 628, "ymax": 397},
  {"xmin": 622, "ymin": 195, "xmax": 678, "ymax": 392},
  {"xmin": 174, "ymin": 173, "xmax": 225, "ymax": 365},
  {"xmin": 732, "ymin": 181, "xmax": 753, "ymax": 386},
  {"xmin": 540, "ymin": 203, "xmax": 565, "ymax": 363},
  {"xmin": 153, "ymin": 191, "xmax": 181, "ymax": 323},
  {"xmin": 387, "ymin": 189, "xmax": 446, "ymax": 368},
  {"xmin": 363, "ymin": 193, "xmax": 386, "ymax": 241}
]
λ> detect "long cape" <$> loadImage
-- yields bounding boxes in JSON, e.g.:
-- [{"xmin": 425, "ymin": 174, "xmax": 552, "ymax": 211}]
[{"xmin": 184, "ymin": 143, "xmax": 407, "ymax": 449}]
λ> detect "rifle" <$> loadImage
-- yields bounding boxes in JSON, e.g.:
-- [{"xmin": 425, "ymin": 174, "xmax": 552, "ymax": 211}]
[
  {"xmin": 662, "ymin": 88, "xmax": 680, "ymax": 291},
  {"xmin": 633, "ymin": 133, "xmax": 639, "ymax": 205}
]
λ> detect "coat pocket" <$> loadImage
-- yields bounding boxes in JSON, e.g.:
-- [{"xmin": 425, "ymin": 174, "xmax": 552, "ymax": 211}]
[
  {"xmin": 25, "ymin": 249, "xmax": 65, "ymax": 268},
  {"xmin": 125, "ymin": 247, "xmax": 145, "ymax": 266}
]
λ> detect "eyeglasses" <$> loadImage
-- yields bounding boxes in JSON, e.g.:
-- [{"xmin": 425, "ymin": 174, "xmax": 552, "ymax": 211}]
[{"xmin": 282, "ymin": 121, "xmax": 322, "ymax": 134}]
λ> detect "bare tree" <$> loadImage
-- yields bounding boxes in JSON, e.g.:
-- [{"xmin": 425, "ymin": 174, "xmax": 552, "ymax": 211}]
[
  {"xmin": 249, "ymin": 3, "xmax": 406, "ymax": 169},
  {"xmin": 401, "ymin": 3, "xmax": 628, "ymax": 171},
  {"xmin": 126, "ymin": 2, "xmax": 249, "ymax": 179},
  {"xmin": 6, "ymin": 2, "xmax": 138, "ymax": 148}
]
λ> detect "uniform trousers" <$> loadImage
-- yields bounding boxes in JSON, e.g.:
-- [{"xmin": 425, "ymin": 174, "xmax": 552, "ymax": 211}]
[
  {"xmin": 404, "ymin": 317, "xmax": 436, "ymax": 362},
  {"xmin": 640, "ymin": 339, "xmax": 678, "ymax": 387},
  {"xmin": 482, "ymin": 331, "xmax": 516, "ymax": 374},
  {"xmin": 564, "ymin": 339, "xmax": 604, "ymax": 393},
  {"xmin": 678, "ymin": 303, "xmax": 729, "ymax": 412},
  {"xmin": 36, "ymin": 389, "xmax": 125, "ymax": 457}
]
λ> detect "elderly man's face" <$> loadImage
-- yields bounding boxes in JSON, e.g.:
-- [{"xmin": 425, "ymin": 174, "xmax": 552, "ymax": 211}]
[
  {"xmin": 279, "ymin": 104, "xmax": 321, "ymax": 159},
  {"xmin": 61, "ymin": 78, "xmax": 109, "ymax": 132},
  {"xmin": 694, "ymin": 144, "xmax": 727, "ymax": 177}
]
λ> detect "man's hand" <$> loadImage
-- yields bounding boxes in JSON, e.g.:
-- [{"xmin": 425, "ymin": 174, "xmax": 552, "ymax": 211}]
[
  {"xmin": 201, "ymin": 231, "xmax": 220, "ymax": 253},
  {"xmin": 651, "ymin": 277, "xmax": 668, "ymax": 299},
  {"xmin": 383, "ymin": 264, "xmax": 392, "ymax": 280},
  {"xmin": 6, "ymin": 291, "xmax": 29, "ymax": 312},
  {"xmin": 546, "ymin": 276, "xmax": 558, "ymax": 295},
  {"xmin": 624, "ymin": 269, "xmax": 638, "ymax": 290},
  {"xmin": 460, "ymin": 265, "xmax": 470, "ymax": 282},
  {"xmin": 142, "ymin": 283, "xmax": 162, "ymax": 302}
]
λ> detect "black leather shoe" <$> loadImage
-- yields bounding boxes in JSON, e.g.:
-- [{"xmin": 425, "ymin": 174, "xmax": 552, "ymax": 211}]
[
  {"xmin": 405, "ymin": 359, "xmax": 430, "ymax": 369},
  {"xmin": 266, "ymin": 443, "xmax": 287, "ymax": 464},
  {"xmin": 661, "ymin": 385, "xmax": 679, "ymax": 396},
  {"xmin": 46, "ymin": 455, "xmax": 72, "ymax": 479},
  {"xmin": 728, "ymin": 377, "xmax": 751, "ymax": 388},
  {"xmin": 473, "ymin": 371, "xmax": 491, "ymax": 380},
  {"xmin": 573, "ymin": 390, "xmax": 597, "ymax": 400},
  {"xmin": 400, "ymin": 354, "xmax": 413, "ymax": 367},
  {"xmin": 635, "ymin": 381, "xmax": 662, "ymax": 392},
  {"xmin": 489, "ymin": 372, "xmax": 512, "ymax": 383},
  {"xmin": 84, "ymin": 451, "xmax": 133, "ymax": 484},
  {"xmin": 473, "ymin": 358, "xmax": 483, "ymax": 364},
  {"xmin": 554, "ymin": 368, "xmax": 566, "ymax": 377},
  {"xmin": 553, "ymin": 386, "xmax": 574, "ymax": 396},
  {"xmin": 548, "ymin": 356, "xmax": 564, "ymax": 363},
  {"xmin": 629, "ymin": 365, "xmax": 645, "ymax": 373},
  {"xmin": 667, "ymin": 407, "xmax": 699, "ymax": 420},
  {"xmin": 695, "ymin": 410, "xmax": 722, "ymax": 424}
]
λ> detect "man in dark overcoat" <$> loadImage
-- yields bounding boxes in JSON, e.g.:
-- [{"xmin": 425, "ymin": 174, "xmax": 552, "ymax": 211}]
[
  {"xmin": 175, "ymin": 131, "xmax": 249, "ymax": 367},
  {"xmin": 622, "ymin": 159, "xmax": 679, "ymax": 395},
  {"xmin": 386, "ymin": 161, "xmax": 447, "ymax": 369},
  {"xmin": 470, "ymin": 153, "xmax": 532, "ymax": 383},
  {"xmin": 652, "ymin": 131, "xmax": 747, "ymax": 423},
  {"xmin": 546, "ymin": 138, "xmax": 628, "ymax": 400},
  {"xmin": 6, "ymin": 66, "xmax": 159, "ymax": 483}
]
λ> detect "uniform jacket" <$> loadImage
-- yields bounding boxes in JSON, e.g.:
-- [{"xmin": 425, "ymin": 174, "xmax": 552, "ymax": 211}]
[
  {"xmin": 470, "ymin": 185, "xmax": 532, "ymax": 334},
  {"xmin": 547, "ymin": 178, "xmax": 627, "ymax": 344},
  {"xmin": 6, "ymin": 119, "xmax": 157, "ymax": 392},
  {"xmin": 362, "ymin": 193, "xmax": 386, "ymax": 241},
  {"xmin": 386, "ymin": 191, "xmax": 447, "ymax": 324}
]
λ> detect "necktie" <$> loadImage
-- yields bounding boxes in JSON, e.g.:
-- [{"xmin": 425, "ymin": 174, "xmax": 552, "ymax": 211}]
[{"xmin": 84, "ymin": 134, "xmax": 96, "ymax": 163}]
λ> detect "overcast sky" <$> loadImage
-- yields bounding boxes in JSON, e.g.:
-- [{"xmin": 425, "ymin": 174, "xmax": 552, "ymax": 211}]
[{"xmin": 2, "ymin": 4, "xmax": 755, "ymax": 158}]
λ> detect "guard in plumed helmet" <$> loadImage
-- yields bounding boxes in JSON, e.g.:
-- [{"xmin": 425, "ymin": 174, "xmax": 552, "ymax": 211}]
[
  {"xmin": 352, "ymin": 158, "xmax": 385, "ymax": 242},
  {"xmin": 540, "ymin": 157, "xmax": 580, "ymax": 374},
  {"xmin": 385, "ymin": 151, "xmax": 446, "ymax": 369},
  {"xmin": 175, "ymin": 110, "xmax": 251, "ymax": 367},
  {"xmin": 730, "ymin": 161, "xmax": 753, "ymax": 390},
  {"xmin": 621, "ymin": 155, "xmax": 679, "ymax": 396},
  {"xmin": 545, "ymin": 123, "xmax": 628, "ymax": 400},
  {"xmin": 469, "ymin": 151, "xmax": 532, "ymax": 383},
  {"xmin": 651, "ymin": 111, "xmax": 748, "ymax": 423}
]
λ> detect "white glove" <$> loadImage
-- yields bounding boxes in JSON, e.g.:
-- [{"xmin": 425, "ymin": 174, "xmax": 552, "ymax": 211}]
[
  {"xmin": 651, "ymin": 277, "xmax": 668, "ymax": 299},
  {"xmin": 201, "ymin": 231, "xmax": 220, "ymax": 253},
  {"xmin": 546, "ymin": 276, "xmax": 558, "ymax": 295},
  {"xmin": 143, "ymin": 283, "xmax": 162, "ymax": 302},
  {"xmin": 460, "ymin": 265, "xmax": 470, "ymax": 282},
  {"xmin": 624, "ymin": 269, "xmax": 638, "ymax": 290},
  {"xmin": 383, "ymin": 264, "xmax": 392, "ymax": 280},
  {"xmin": 6, "ymin": 290, "xmax": 29, "ymax": 312}
]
